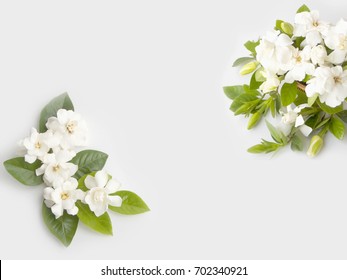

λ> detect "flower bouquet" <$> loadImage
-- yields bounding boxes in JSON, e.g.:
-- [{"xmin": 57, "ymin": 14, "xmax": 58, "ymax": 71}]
[
  {"xmin": 224, "ymin": 4, "xmax": 347, "ymax": 157},
  {"xmin": 3, "ymin": 93, "xmax": 149, "ymax": 246}
]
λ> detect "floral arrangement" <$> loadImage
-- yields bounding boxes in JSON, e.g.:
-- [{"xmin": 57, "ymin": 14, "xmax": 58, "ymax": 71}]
[
  {"xmin": 224, "ymin": 4, "xmax": 347, "ymax": 157},
  {"xmin": 3, "ymin": 93, "xmax": 149, "ymax": 246}
]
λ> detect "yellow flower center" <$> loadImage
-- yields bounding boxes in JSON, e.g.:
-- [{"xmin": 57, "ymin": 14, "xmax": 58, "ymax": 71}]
[
  {"xmin": 61, "ymin": 192, "xmax": 69, "ymax": 200},
  {"xmin": 334, "ymin": 76, "xmax": 342, "ymax": 84},
  {"xmin": 338, "ymin": 35, "xmax": 347, "ymax": 50},
  {"xmin": 66, "ymin": 121, "xmax": 76, "ymax": 134},
  {"xmin": 35, "ymin": 142, "xmax": 41, "ymax": 149},
  {"xmin": 53, "ymin": 165, "xmax": 60, "ymax": 172}
]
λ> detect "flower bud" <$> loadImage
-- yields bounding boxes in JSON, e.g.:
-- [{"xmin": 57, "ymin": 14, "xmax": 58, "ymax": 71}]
[
  {"xmin": 281, "ymin": 22, "xmax": 294, "ymax": 36},
  {"xmin": 307, "ymin": 135, "xmax": 323, "ymax": 157},
  {"xmin": 247, "ymin": 111, "xmax": 262, "ymax": 130},
  {"xmin": 240, "ymin": 61, "xmax": 258, "ymax": 75}
]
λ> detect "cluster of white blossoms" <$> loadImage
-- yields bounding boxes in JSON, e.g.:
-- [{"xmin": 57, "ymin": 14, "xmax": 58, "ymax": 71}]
[
  {"xmin": 4, "ymin": 94, "xmax": 149, "ymax": 246},
  {"xmin": 226, "ymin": 5, "xmax": 347, "ymax": 157},
  {"xmin": 20, "ymin": 109, "xmax": 122, "ymax": 218},
  {"xmin": 256, "ymin": 10, "xmax": 347, "ymax": 108}
]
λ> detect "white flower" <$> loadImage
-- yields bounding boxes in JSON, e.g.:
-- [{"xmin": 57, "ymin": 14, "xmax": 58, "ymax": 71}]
[
  {"xmin": 294, "ymin": 10, "xmax": 329, "ymax": 47},
  {"xmin": 46, "ymin": 109, "xmax": 88, "ymax": 149},
  {"xmin": 44, "ymin": 178, "xmax": 85, "ymax": 219},
  {"xmin": 20, "ymin": 128, "xmax": 61, "ymax": 164},
  {"xmin": 284, "ymin": 46, "xmax": 315, "ymax": 83},
  {"xmin": 324, "ymin": 19, "xmax": 347, "ymax": 64},
  {"xmin": 310, "ymin": 45, "xmax": 328, "ymax": 66},
  {"xmin": 259, "ymin": 70, "xmax": 280, "ymax": 93},
  {"xmin": 306, "ymin": 66, "xmax": 347, "ymax": 107},
  {"xmin": 256, "ymin": 30, "xmax": 293, "ymax": 75},
  {"xmin": 84, "ymin": 170, "xmax": 122, "ymax": 217},
  {"xmin": 279, "ymin": 104, "xmax": 312, "ymax": 137},
  {"xmin": 36, "ymin": 148, "xmax": 78, "ymax": 188}
]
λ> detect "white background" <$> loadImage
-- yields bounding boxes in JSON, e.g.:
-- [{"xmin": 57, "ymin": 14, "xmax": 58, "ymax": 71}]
[{"xmin": 1, "ymin": 0, "xmax": 347, "ymax": 259}]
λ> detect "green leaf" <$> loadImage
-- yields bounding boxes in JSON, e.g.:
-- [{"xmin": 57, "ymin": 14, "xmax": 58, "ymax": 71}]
[
  {"xmin": 275, "ymin": 20, "xmax": 284, "ymax": 32},
  {"xmin": 109, "ymin": 191, "xmax": 150, "ymax": 215},
  {"xmin": 70, "ymin": 150, "xmax": 108, "ymax": 180},
  {"xmin": 337, "ymin": 110, "xmax": 347, "ymax": 123},
  {"xmin": 308, "ymin": 93, "xmax": 318, "ymax": 107},
  {"xmin": 243, "ymin": 86, "xmax": 260, "ymax": 96},
  {"xmin": 308, "ymin": 112, "xmax": 329, "ymax": 129},
  {"xmin": 223, "ymin": 85, "xmax": 245, "ymax": 100},
  {"xmin": 281, "ymin": 22, "xmax": 294, "ymax": 36},
  {"xmin": 3, "ymin": 157, "xmax": 43, "ymax": 186},
  {"xmin": 244, "ymin": 40, "xmax": 260, "ymax": 56},
  {"xmin": 42, "ymin": 203, "xmax": 78, "ymax": 247},
  {"xmin": 294, "ymin": 88, "xmax": 308, "ymax": 106},
  {"xmin": 317, "ymin": 100, "xmax": 343, "ymax": 114},
  {"xmin": 255, "ymin": 68, "xmax": 266, "ymax": 82},
  {"xmin": 76, "ymin": 201, "xmax": 113, "ymax": 235},
  {"xmin": 250, "ymin": 72, "xmax": 262, "ymax": 90},
  {"xmin": 315, "ymin": 117, "xmax": 330, "ymax": 130},
  {"xmin": 39, "ymin": 93, "xmax": 74, "ymax": 133},
  {"xmin": 77, "ymin": 174, "xmax": 93, "ymax": 192},
  {"xmin": 234, "ymin": 99, "xmax": 260, "ymax": 116},
  {"xmin": 281, "ymin": 82, "xmax": 298, "ymax": 106},
  {"xmin": 248, "ymin": 140, "xmax": 282, "ymax": 154},
  {"xmin": 230, "ymin": 93, "xmax": 258, "ymax": 113},
  {"xmin": 329, "ymin": 116, "xmax": 345, "ymax": 140},
  {"xmin": 294, "ymin": 37, "xmax": 305, "ymax": 48},
  {"xmin": 291, "ymin": 134, "xmax": 304, "ymax": 151},
  {"xmin": 297, "ymin": 4, "xmax": 310, "ymax": 13},
  {"xmin": 232, "ymin": 57, "xmax": 254, "ymax": 67},
  {"xmin": 266, "ymin": 120, "xmax": 283, "ymax": 144},
  {"xmin": 270, "ymin": 98, "xmax": 276, "ymax": 118}
]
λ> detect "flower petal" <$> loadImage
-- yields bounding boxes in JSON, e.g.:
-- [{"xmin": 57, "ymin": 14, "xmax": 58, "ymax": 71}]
[
  {"xmin": 93, "ymin": 204, "xmax": 107, "ymax": 217},
  {"xmin": 105, "ymin": 179, "xmax": 121, "ymax": 194},
  {"xmin": 51, "ymin": 204, "xmax": 63, "ymax": 219},
  {"xmin": 299, "ymin": 125, "xmax": 313, "ymax": 137},
  {"xmin": 67, "ymin": 206, "xmax": 79, "ymax": 216},
  {"xmin": 84, "ymin": 175, "xmax": 97, "ymax": 189},
  {"xmin": 74, "ymin": 189, "xmax": 86, "ymax": 201},
  {"xmin": 328, "ymin": 50, "xmax": 347, "ymax": 65},
  {"xmin": 108, "ymin": 195, "xmax": 122, "ymax": 207},
  {"xmin": 295, "ymin": 115, "xmax": 305, "ymax": 127},
  {"xmin": 95, "ymin": 170, "xmax": 109, "ymax": 188},
  {"xmin": 25, "ymin": 154, "xmax": 37, "ymax": 164},
  {"xmin": 62, "ymin": 199, "xmax": 75, "ymax": 210},
  {"xmin": 43, "ymin": 187, "xmax": 54, "ymax": 200},
  {"xmin": 44, "ymin": 199, "xmax": 55, "ymax": 208}
]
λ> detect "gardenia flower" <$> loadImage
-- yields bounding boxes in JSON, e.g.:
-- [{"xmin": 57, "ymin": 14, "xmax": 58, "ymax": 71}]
[
  {"xmin": 46, "ymin": 109, "xmax": 88, "ymax": 149},
  {"xmin": 36, "ymin": 148, "xmax": 78, "ymax": 188},
  {"xmin": 306, "ymin": 66, "xmax": 347, "ymax": 107},
  {"xmin": 44, "ymin": 178, "xmax": 85, "ymax": 219},
  {"xmin": 84, "ymin": 170, "xmax": 122, "ymax": 217},
  {"xmin": 256, "ymin": 30, "xmax": 293, "ymax": 75},
  {"xmin": 284, "ymin": 46, "xmax": 315, "ymax": 83},
  {"xmin": 20, "ymin": 128, "xmax": 60, "ymax": 164},
  {"xmin": 279, "ymin": 104, "xmax": 312, "ymax": 137},
  {"xmin": 259, "ymin": 70, "xmax": 280, "ymax": 93},
  {"xmin": 325, "ymin": 19, "xmax": 347, "ymax": 64},
  {"xmin": 294, "ymin": 10, "xmax": 329, "ymax": 47}
]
